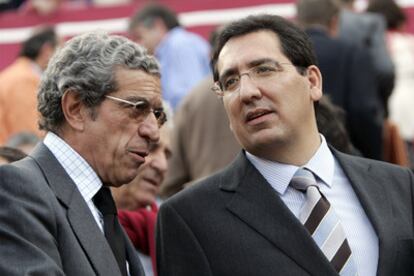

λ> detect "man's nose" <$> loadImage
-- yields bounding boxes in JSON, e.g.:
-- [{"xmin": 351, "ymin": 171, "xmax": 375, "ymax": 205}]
[
  {"xmin": 238, "ymin": 74, "xmax": 262, "ymax": 103},
  {"xmin": 138, "ymin": 113, "xmax": 160, "ymax": 144},
  {"xmin": 151, "ymin": 151, "xmax": 168, "ymax": 175}
]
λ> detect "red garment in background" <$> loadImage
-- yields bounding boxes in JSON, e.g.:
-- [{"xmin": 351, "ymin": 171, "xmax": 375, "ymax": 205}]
[{"xmin": 118, "ymin": 203, "xmax": 158, "ymax": 276}]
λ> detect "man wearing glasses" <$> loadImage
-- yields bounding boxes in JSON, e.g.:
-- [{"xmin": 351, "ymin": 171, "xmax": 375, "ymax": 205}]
[
  {"xmin": 156, "ymin": 15, "xmax": 414, "ymax": 275},
  {"xmin": 0, "ymin": 32, "xmax": 166, "ymax": 276}
]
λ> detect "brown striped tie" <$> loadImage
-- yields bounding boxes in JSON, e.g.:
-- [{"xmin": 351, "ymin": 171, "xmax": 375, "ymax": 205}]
[{"xmin": 290, "ymin": 168, "xmax": 358, "ymax": 275}]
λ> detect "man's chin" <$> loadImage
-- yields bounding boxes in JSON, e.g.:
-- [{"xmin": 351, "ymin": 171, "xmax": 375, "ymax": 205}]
[{"xmin": 114, "ymin": 170, "xmax": 140, "ymax": 187}]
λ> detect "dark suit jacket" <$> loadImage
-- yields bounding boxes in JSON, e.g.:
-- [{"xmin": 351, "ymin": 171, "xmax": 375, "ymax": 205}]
[
  {"xmin": 339, "ymin": 10, "xmax": 395, "ymax": 115},
  {"xmin": 339, "ymin": 10, "xmax": 394, "ymax": 79},
  {"xmin": 156, "ymin": 150, "xmax": 414, "ymax": 276},
  {"xmin": 307, "ymin": 28, "xmax": 384, "ymax": 160},
  {"xmin": 0, "ymin": 143, "xmax": 145, "ymax": 276}
]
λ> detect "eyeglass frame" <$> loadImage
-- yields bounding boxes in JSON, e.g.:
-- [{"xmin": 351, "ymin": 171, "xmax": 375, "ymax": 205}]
[
  {"xmin": 212, "ymin": 60, "xmax": 305, "ymax": 96},
  {"xmin": 104, "ymin": 95, "xmax": 167, "ymax": 126}
]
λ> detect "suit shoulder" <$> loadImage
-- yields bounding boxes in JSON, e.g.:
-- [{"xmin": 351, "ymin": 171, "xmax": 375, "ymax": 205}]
[
  {"xmin": 162, "ymin": 165, "xmax": 234, "ymax": 210},
  {"xmin": 336, "ymin": 150, "xmax": 412, "ymax": 177},
  {"xmin": 0, "ymin": 157, "xmax": 55, "ymax": 201},
  {"xmin": 167, "ymin": 169, "xmax": 224, "ymax": 200},
  {"xmin": 0, "ymin": 157, "xmax": 39, "ymax": 181}
]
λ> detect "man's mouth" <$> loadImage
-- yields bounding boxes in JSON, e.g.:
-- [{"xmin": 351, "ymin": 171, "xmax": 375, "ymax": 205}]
[
  {"xmin": 245, "ymin": 108, "xmax": 273, "ymax": 123},
  {"xmin": 128, "ymin": 150, "xmax": 148, "ymax": 163},
  {"xmin": 143, "ymin": 176, "xmax": 159, "ymax": 186}
]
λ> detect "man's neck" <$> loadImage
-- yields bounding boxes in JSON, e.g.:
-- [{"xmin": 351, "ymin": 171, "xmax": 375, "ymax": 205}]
[{"xmin": 250, "ymin": 132, "xmax": 322, "ymax": 166}]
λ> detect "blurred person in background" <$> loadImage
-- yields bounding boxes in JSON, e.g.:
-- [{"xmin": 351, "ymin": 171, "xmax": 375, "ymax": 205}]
[
  {"xmin": 315, "ymin": 95, "xmax": 358, "ymax": 155},
  {"xmin": 19, "ymin": 0, "xmax": 90, "ymax": 15},
  {"xmin": 0, "ymin": 26, "xmax": 58, "ymax": 144},
  {"xmin": 0, "ymin": 146, "xmax": 27, "ymax": 165},
  {"xmin": 160, "ymin": 27, "xmax": 240, "ymax": 198},
  {"xmin": 5, "ymin": 131, "xmax": 40, "ymax": 154},
  {"xmin": 367, "ymin": 0, "xmax": 414, "ymax": 168},
  {"xmin": 113, "ymin": 118, "xmax": 172, "ymax": 276},
  {"xmin": 20, "ymin": 0, "xmax": 62, "ymax": 14},
  {"xmin": 0, "ymin": 0, "xmax": 26, "ymax": 12},
  {"xmin": 296, "ymin": 0, "xmax": 384, "ymax": 160},
  {"xmin": 129, "ymin": 3, "xmax": 211, "ymax": 110},
  {"xmin": 338, "ymin": 0, "xmax": 395, "ymax": 115}
]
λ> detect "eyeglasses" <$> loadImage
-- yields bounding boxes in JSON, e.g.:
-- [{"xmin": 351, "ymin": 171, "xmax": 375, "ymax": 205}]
[
  {"xmin": 212, "ymin": 61, "xmax": 299, "ymax": 96},
  {"xmin": 105, "ymin": 95, "xmax": 167, "ymax": 126}
]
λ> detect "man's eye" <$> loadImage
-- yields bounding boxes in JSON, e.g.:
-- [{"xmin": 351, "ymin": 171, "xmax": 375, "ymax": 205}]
[
  {"xmin": 127, "ymin": 101, "xmax": 149, "ymax": 119},
  {"xmin": 224, "ymin": 77, "xmax": 239, "ymax": 90},
  {"xmin": 153, "ymin": 108, "xmax": 164, "ymax": 119},
  {"xmin": 255, "ymin": 65, "xmax": 277, "ymax": 74},
  {"xmin": 133, "ymin": 100, "xmax": 150, "ymax": 112}
]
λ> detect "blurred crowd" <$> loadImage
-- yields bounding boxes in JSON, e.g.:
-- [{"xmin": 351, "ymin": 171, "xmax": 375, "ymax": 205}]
[
  {"xmin": 1, "ymin": 0, "xmax": 414, "ymax": 275},
  {"xmin": 0, "ymin": 0, "xmax": 131, "ymax": 14}
]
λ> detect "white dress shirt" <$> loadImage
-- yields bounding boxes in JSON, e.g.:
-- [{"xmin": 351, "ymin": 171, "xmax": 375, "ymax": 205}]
[{"xmin": 246, "ymin": 135, "xmax": 379, "ymax": 276}]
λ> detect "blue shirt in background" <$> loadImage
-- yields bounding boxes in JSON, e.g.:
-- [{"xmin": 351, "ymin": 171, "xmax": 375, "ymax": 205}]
[{"xmin": 155, "ymin": 27, "xmax": 211, "ymax": 110}]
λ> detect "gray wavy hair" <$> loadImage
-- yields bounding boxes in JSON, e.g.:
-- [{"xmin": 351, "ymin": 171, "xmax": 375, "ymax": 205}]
[{"xmin": 38, "ymin": 31, "xmax": 160, "ymax": 132}]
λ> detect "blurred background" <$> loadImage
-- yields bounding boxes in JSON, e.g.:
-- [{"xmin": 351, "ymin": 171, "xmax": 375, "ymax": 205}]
[{"xmin": 1, "ymin": 0, "xmax": 413, "ymax": 70}]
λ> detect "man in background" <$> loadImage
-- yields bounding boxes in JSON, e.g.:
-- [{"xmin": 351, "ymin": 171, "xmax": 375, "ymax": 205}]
[
  {"xmin": 0, "ymin": 146, "xmax": 26, "ymax": 164},
  {"xmin": 296, "ymin": 0, "xmax": 384, "ymax": 160},
  {"xmin": 129, "ymin": 3, "xmax": 210, "ymax": 110},
  {"xmin": 5, "ymin": 131, "xmax": 40, "ymax": 154},
  {"xmin": 338, "ymin": 0, "xmax": 395, "ymax": 114},
  {"xmin": 0, "ymin": 26, "xmax": 58, "ymax": 144}
]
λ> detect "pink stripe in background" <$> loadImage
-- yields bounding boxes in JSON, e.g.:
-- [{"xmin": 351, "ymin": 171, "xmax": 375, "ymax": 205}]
[{"xmin": 1, "ymin": 0, "xmax": 414, "ymax": 70}]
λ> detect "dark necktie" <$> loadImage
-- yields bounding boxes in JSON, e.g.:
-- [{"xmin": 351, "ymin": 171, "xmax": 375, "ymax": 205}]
[
  {"xmin": 93, "ymin": 187, "xmax": 128, "ymax": 276},
  {"xmin": 290, "ymin": 168, "xmax": 358, "ymax": 275}
]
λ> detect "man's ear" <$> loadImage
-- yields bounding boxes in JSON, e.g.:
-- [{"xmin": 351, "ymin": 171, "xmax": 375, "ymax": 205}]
[
  {"xmin": 61, "ymin": 90, "xmax": 87, "ymax": 131},
  {"xmin": 306, "ymin": 65, "xmax": 323, "ymax": 101}
]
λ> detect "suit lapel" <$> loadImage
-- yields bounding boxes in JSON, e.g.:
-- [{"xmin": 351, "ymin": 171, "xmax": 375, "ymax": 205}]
[
  {"xmin": 124, "ymin": 228, "xmax": 144, "ymax": 276},
  {"xmin": 333, "ymin": 150, "xmax": 397, "ymax": 276},
  {"xmin": 30, "ymin": 143, "xmax": 121, "ymax": 276},
  {"xmin": 222, "ymin": 153, "xmax": 337, "ymax": 275}
]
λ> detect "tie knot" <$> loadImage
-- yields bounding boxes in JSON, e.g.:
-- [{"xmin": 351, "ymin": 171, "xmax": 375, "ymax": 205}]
[
  {"xmin": 290, "ymin": 168, "xmax": 317, "ymax": 192},
  {"xmin": 93, "ymin": 187, "xmax": 117, "ymax": 215}
]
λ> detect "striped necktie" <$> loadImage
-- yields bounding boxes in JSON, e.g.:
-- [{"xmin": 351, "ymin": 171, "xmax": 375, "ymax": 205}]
[{"xmin": 290, "ymin": 168, "xmax": 358, "ymax": 276}]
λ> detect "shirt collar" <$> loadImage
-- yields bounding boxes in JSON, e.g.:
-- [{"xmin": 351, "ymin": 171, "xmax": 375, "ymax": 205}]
[
  {"xmin": 43, "ymin": 132, "xmax": 102, "ymax": 202},
  {"xmin": 305, "ymin": 135, "xmax": 335, "ymax": 187},
  {"xmin": 246, "ymin": 135, "xmax": 335, "ymax": 195}
]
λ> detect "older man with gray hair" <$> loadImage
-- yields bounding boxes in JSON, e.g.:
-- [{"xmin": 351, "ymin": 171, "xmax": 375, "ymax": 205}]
[{"xmin": 0, "ymin": 32, "xmax": 166, "ymax": 276}]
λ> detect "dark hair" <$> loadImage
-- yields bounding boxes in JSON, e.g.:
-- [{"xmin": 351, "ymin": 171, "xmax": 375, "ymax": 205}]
[
  {"xmin": 367, "ymin": 0, "xmax": 406, "ymax": 30},
  {"xmin": 316, "ymin": 96, "xmax": 355, "ymax": 154},
  {"xmin": 0, "ymin": 147, "xmax": 27, "ymax": 163},
  {"xmin": 211, "ymin": 14, "xmax": 317, "ymax": 82},
  {"xmin": 19, "ymin": 26, "xmax": 57, "ymax": 60},
  {"xmin": 129, "ymin": 3, "xmax": 180, "ymax": 32},
  {"xmin": 209, "ymin": 26, "xmax": 223, "ymax": 48}
]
